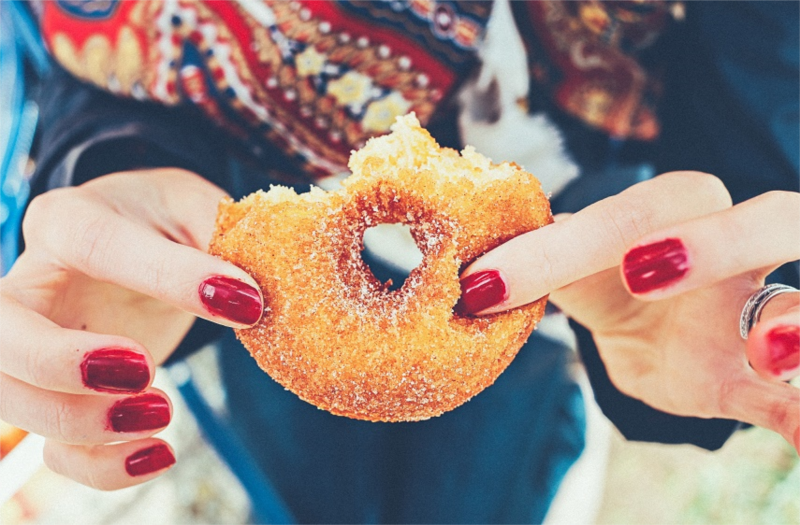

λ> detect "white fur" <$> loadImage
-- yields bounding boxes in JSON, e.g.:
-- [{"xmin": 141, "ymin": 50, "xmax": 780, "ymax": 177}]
[
  {"xmin": 361, "ymin": 0, "xmax": 581, "ymax": 273},
  {"xmin": 458, "ymin": 0, "xmax": 579, "ymax": 197}
]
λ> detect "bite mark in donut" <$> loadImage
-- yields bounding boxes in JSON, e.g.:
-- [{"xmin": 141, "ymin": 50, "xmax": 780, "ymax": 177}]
[{"xmin": 210, "ymin": 114, "xmax": 552, "ymax": 421}]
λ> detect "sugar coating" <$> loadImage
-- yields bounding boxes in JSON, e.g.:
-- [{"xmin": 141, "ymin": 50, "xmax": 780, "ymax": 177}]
[{"xmin": 209, "ymin": 114, "xmax": 552, "ymax": 422}]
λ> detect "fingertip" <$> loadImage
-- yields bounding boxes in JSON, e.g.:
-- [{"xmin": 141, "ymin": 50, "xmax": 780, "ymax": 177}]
[
  {"xmin": 107, "ymin": 389, "xmax": 173, "ymax": 435},
  {"xmin": 197, "ymin": 274, "xmax": 264, "ymax": 327},
  {"xmin": 80, "ymin": 346, "xmax": 154, "ymax": 394},
  {"xmin": 454, "ymin": 269, "xmax": 509, "ymax": 316},
  {"xmin": 747, "ymin": 318, "xmax": 800, "ymax": 381},
  {"xmin": 44, "ymin": 438, "xmax": 176, "ymax": 490},
  {"xmin": 620, "ymin": 238, "xmax": 690, "ymax": 299},
  {"xmin": 455, "ymin": 228, "xmax": 555, "ymax": 316},
  {"xmin": 124, "ymin": 441, "xmax": 177, "ymax": 478},
  {"xmin": 148, "ymin": 387, "xmax": 174, "ymax": 414}
]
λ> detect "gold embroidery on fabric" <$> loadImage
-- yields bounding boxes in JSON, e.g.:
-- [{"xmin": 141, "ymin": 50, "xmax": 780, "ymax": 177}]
[
  {"xmin": 47, "ymin": 0, "xmax": 458, "ymax": 178},
  {"xmin": 115, "ymin": 26, "xmax": 143, "ymax": 93},
  {"xmin": 51, "ymin": 30, "xmax": 142, "ymax": 96}
]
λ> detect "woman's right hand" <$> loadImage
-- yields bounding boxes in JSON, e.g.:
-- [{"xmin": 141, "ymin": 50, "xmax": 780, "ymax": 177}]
[{"xmin": 0, "ymin": 168, "xmax": 263, "ymax": 489}]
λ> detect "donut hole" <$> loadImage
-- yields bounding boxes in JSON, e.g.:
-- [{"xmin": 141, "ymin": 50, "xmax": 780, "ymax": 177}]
[{"xmin": 361, "ymin": 223, "xmax": 424, "ymax": 291}]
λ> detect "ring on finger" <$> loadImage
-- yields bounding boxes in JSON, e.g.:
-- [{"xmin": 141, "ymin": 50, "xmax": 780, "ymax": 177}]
[{"xmin": 739, "ymin": 283, "xmax": 799, "ymax": 340}]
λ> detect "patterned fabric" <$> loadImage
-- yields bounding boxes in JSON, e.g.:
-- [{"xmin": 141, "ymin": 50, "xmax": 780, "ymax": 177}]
[
  {"xmin": 512, "ymin": 0, "xmax": 679, "ymax": 140},
  {"xmin": 39, "ymin": 0, "xmax": 491, "ymax": 182},
  {"xmin": 38, "ymin": 0, "xmax": 677, "ymax": 182}
]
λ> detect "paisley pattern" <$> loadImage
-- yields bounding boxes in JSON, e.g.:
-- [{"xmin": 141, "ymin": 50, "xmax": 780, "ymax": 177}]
[
  {"xmin": 40, "ymin": 0, "xmax": 490, "ymax": 181},
  {"xmin": 512, "ymin": 0, "xmax": 678, "ymax": 141},
  {"xmin": 39, "ymin": 0, "xmax": 676, "ymax": 181}
]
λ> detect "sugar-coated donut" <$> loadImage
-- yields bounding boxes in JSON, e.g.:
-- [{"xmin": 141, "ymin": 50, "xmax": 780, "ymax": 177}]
[{"xmin": 210, "ymin": 114, "xmax": 552, "ymax": 421}]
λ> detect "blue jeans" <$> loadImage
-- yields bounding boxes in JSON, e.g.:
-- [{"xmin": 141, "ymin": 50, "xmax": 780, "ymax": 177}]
[{"xmin": 218, "ymin": 318, "xmax": 585, "ymax": 523}]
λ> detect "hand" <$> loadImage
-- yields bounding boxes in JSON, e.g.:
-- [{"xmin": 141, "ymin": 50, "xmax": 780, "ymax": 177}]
[
  {"xmin": 459, "ymin": 172, "xmax": 800, "ymax": 453},
  {"xmin": 0, "ymin": 169, "xmax": 264, "ymax": 489}
]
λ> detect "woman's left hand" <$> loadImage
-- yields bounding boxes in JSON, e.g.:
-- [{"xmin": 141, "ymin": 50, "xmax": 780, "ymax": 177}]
[{"xmin": 459, "ymin": 171, "xmax": 800, "ymax": 453}]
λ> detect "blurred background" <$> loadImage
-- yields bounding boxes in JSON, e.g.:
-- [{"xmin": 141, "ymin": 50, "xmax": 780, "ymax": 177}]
[{"xmin": 2, "ymin": 1, "xmax": 798, "ymax": 523}]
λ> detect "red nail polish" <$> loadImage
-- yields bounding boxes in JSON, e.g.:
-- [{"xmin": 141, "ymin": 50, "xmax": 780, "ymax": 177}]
[
  {"xmin": 455, "ymin": 270, "xmax": 507, "ymax": 316},
  {"xmin": 623, "ymin": 238, "xmax": 689, "ymax": 294},
  {"xmin": 81, "ymin": 348, "xmax": 150, "ymax": 393},
  {"xmin": 125, "ymin": 444, "xmax": 176, "ymax": 477},
  {"xmin": 199, "ymin": 276, "xmax": 262, "ymax": 325},
  {"xmin": 767, "ymin": 325, "xmax": 800, "ymax": 375},
  {"xmin": 108, "ymin": 394, "xmax": 171, "ymax": 433}
]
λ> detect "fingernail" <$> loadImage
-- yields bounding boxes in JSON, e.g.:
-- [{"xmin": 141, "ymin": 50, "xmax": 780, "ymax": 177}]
[
  {"xmin": 766, "ymin": 325, "xmax": 800, "ymax": 376},
  {"xmin": 455, "ymin": 270, "xmax": 507, "ymax": 315},
  {"xmin": 108, "ymin": 394, "xmax": 171, "ymax": 433},
  {"xmin": 622, "ymin": 238, "xmax": 689, "ymax": 294},
  {"xmin": 81, "ymin": 348, "xmax": 150, "ymax": 393},
  {"xmin": 199, "ymin": 276, "xmax": 263, "ymax": 325},
  {"xmin": 125, "ymin": 444, "xmax": 176, "ymax": 477}
]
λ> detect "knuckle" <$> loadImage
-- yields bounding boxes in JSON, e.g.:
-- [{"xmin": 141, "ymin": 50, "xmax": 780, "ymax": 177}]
[
  {"xmin": 662, "ymin": 171, "xmax": 733, "ymax": 213},
  {"xmin": 539, "ymin": 247, "xmax": 556, "ymax": 288},
  {"xmin": 46, "ymin": 399, "xmax": 77, "ymax": 443},
  {"xmin": 599, "ymin": 202, "xmax": 653, "ymax": 252},
  {"xmin": 140, "ymin": 259, "xmax": 172, "ymax": 299},
  {"xmin": 67, "ymin": 210, "xmax": 117, "ymax": 272},
  {"xmin": 25, "ymin": 187, "xmax": 115, "ymax": 269},
  {"xmin": 691, "ymin": 173, "xmax": 732, "ymax": 211},
  {"xmin": 23, "ymin": 341, "xmax": 51, "ymax": 390},
  {"xmin": 761, "ymin": 190, "xmax": 800, "ymax": 217},
  {"xmin": 525, "ymin": 240, "xmax": 557, "ymax": 288},
  {"xmin": 22, "ymin": 188, "xmax": 71, "ymax": 239},
  {"xmin": 43, "ymin": 442, "xmax": 116, "ymax": 491}
]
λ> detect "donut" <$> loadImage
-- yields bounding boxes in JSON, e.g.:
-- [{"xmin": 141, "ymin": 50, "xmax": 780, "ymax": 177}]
[
  {"xmin": 0, "ymin": 422, "xmax": 27, "ymax": 457},
  {"xmin": 209, "ymin": 114, "xmax": 552, "ymax": 421}
]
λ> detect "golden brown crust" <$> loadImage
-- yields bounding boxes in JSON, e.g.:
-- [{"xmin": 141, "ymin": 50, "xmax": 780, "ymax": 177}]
[
  {"xmin": 0, "ymin": 422, "xmax": 28, "ymax": 458},
  {"xmin": 210, "ymin": 114, "xmax": 552, "ymax": 421}
]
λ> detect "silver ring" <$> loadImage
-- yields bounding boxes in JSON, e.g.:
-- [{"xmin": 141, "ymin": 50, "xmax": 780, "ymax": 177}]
[{"xmin": 739, "ymin": 284, "xmax": 798, "ymax": 339}]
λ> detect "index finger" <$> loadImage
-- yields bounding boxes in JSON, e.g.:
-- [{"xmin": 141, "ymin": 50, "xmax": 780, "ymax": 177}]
[
  {"xmin": 26, "ymin": 189, "xmax": 263, "ymax": 328},
  {"xmin": 459, "ymin": 172, "xmax": 733, "ymax": 315}
]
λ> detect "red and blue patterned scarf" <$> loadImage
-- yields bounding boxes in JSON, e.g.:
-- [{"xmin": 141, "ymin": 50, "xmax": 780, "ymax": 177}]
[{"xmin": 38, "ymin": 0, "xmax": 676, "ymax": 182}]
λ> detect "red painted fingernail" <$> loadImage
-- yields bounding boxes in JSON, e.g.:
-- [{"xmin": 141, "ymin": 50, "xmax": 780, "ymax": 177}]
[
  {"xmin": 766, "ymin": 325, "xmax": 800, "ymax": 375},
  {"xmin": 455, "ymin": 270, "xmax": 507, "ymax": 316},
  {"xmin": 81, "ymin": 348, "xmax": 150, "ymax": 393},
  {"xmin": 199, "ymin": 276, "xmax": 263, "ymax": 325},
  {"xmin": 125, "ymin": 444, "xmax": 176, "ymax": 477},
  {"xmin": 108, "ymin": 394, "xmax": 171, "ymax": 433},
  {"xmin": 622, "ymin": 238, "xmax": 689, "ymax": 294}
]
